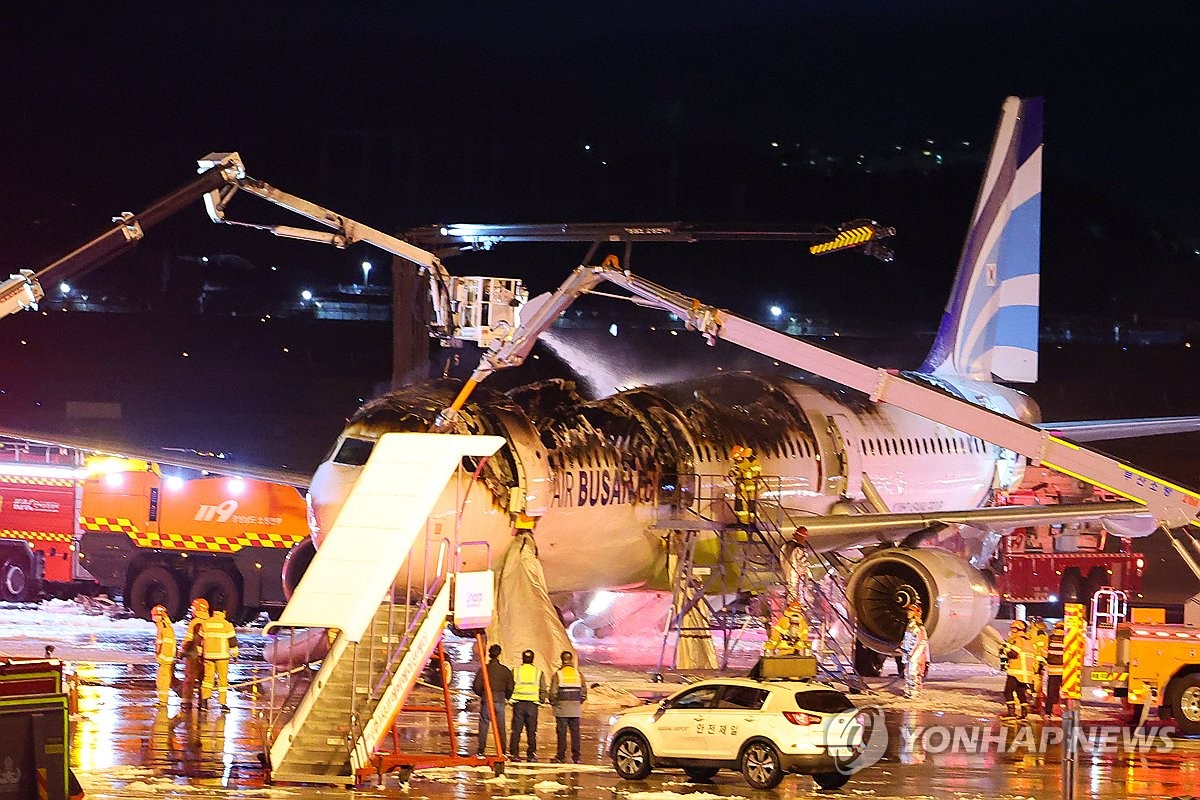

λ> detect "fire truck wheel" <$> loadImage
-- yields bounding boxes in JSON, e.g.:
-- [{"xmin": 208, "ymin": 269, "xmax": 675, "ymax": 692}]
[
  {"xmin": 128, "ymin": 564, "xmax": 185, "ymax": 620},
  {"xmin": 0, "ymin": 557, "xmax": 33, "ymax": 602},
  {"xmin": 190, "ymin": 569, "xmax": 242, "ymax": 623},
  {"xmin": 1170, "ymin": 674, "xmax": 1200, "ymax": 735}
]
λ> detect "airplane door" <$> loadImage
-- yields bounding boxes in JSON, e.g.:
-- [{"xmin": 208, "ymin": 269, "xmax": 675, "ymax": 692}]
[{"xmin": 825, "ymin": 414, "xmax": 862, "ymax": 499}]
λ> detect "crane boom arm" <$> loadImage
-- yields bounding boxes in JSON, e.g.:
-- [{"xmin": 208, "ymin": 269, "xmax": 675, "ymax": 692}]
[{"xmin": 464, "ymin": 260, "xmax": 1200, "ymax": 530}]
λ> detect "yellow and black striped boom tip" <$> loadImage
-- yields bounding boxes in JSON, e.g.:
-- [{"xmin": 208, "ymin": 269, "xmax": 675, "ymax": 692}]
[{"xmin": 809, "ymin": 225, "xmax": 876, "ymax": 255}]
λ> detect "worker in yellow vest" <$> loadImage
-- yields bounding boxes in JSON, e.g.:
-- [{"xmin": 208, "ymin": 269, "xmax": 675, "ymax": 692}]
[
  {"xmin": 151, "ymin": 604, "xmax": 176, "ymax": 701},
  {"xmin": 199, "ymin": 605, "xmax": 239, "ymax": 712},
  {"xmin": 1001, "ymin": 619, "xmax": 1038, "ymax": 719},
  {"xmin": 550, "ymin": 651, "xmax": 587, "ymax": 764},
  {"xmin": 763, "ymin": 602, "xmax": 810, "ymax": 657},
  {"xmin": 179, "ymin": 597, "xmax": 209, "ymax": 708},
  {"xmin": 729, "ymin": 445, "xmax": 763, "ymax": 525},
  {"xmin": 508, "ymin": 649, "xmax": 548, "ymax": 762}
]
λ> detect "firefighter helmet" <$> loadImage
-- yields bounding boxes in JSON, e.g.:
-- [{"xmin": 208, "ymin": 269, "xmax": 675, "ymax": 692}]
[
  {"xmin": 1010, "ymin": 619, "xmax": 1028, "ymax": 632},
  {"xmin": 731, "ymin": 445, "xmax": 753, "ymax": 460},
  {"xmin": 151, "ymin": 604, "xmax": 168, "ymax": 620},
  {"xmin": 190, "ymin": 597, "xmax": 210, "ymax": 617}
]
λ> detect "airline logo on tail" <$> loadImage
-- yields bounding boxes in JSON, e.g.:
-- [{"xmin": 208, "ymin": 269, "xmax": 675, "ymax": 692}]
[{"xmin": 921, "ymin": 96, "xmax": 1043, "ymax": 383}]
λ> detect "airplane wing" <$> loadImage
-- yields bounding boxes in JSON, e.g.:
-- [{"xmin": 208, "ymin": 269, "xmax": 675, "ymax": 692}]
[
  {"xmin": 1036, "ymin": 416, "xmax": 1200, "ymax": 442},
  {"xmin": 0, "ymin": 426, "xmax": 311, "ymax": 489},
  {"xmin": 795, "ymin": 499, "xmax": 1155, "ymax": 553}
]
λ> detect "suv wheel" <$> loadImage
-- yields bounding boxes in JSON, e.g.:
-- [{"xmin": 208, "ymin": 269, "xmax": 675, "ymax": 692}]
[
  {"xmin": 611, "ymin": 732, "xmax": 653, "ymax": 780},
  {"xmin": 740, "ymin": 740, "xmax": 783, "ymax": 790},
  {"xmin": 814, "ymin": 771, "xmax": 851, "ymax": 790},
  {"xmin": 683, "ymin": 766, "xmax": 719, "ymax": 782}
]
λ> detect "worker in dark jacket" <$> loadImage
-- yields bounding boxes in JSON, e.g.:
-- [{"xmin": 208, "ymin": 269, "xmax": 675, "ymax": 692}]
[
  {"xmin": 1043, "ymin": 620, "xmax": 1066, "ymax": 716},
  {"xmin": 550, "ymin": 651, "xmax": 587, "ymax": 764},
  {"xmin": 509, "ymin": 649, "xmax": 548, "ymax": 762},
  {"xmin": 473, "ymin": 643, "xmax": 515, "ymax": 756}
]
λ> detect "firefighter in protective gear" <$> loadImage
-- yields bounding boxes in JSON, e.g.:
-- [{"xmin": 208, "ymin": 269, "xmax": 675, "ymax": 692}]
[
  {"xmin": 509, "ymin": 649, "xmax": 548, "ymax": 762},
  {"xmin": 151, "ymin": 604, "xmax": 176, "ymax": 700},
  {"xmin": 763, "ymin": 602, "xmax": 810, "ymax": 657},
  {"xmin": 729, "ymin": 445, "xmax": 763, "ymax": 525},
  {"xmin": 179, "ymin": 597, "xmax": 209, "ymax": 707},
  {"xmin": 1043, "ymin": 620, "xmax": 1066, "ymax": 716},
  {"xmin": 901, "ymin": 604, "xmax": 930, "ymax": 699},
  {"xmin": 1002, "ymin": 619, "xmax": 1038, "ymax": 719},
  {"xmin": 199, "ymin": 606, "xmax": 239, "ymax": 711}
]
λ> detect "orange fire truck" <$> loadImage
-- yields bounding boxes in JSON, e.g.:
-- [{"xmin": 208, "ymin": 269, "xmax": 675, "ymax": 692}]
[{"xmin": 0, "ymin": 438, "xmax": 309, "ymax": 622}]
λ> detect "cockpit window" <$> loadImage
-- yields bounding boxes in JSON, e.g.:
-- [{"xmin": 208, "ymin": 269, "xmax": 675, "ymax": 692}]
[{"xmin": 333, "ymin": 437, "xmax": 375, "ymax": 466}]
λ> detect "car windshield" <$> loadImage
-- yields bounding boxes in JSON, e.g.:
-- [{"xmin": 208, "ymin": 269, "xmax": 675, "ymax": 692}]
[
  {"xmin": 332, "ymin": 437, "xmax": 375, "ymax": 466},
  {"xmin": 794, "ymin": 689, "xmax": 854, "ymax": 714}
]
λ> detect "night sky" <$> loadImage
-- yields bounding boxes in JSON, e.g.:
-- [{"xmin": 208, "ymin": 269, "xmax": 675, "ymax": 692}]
[
  {"xmin": 4, "ymin": 4, "xmax": 1199, "ymax": 296},
  {"xmin": 4, "ymin": 3, "xmax": 1200, "ymax": 601}
]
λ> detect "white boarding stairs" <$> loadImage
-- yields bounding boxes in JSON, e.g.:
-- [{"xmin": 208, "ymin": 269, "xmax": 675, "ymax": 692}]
[{"xmin": 264, "ymin": 432, "xmax": 505, "ymax": 786}]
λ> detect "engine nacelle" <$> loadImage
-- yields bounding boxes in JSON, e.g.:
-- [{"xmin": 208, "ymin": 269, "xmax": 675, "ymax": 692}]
[{"xmin": 846, "ymin": 547, "xmax": 998, "ymax": 656}]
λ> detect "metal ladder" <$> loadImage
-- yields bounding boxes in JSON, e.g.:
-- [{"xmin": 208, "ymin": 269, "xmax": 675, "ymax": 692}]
[
  {"xmin": 652, "ymin": 473, "xmax": 868, "ymax": 691},
  {"xmin": 266, "ymin": 579, "xmax": 450, "ymax": 784}
]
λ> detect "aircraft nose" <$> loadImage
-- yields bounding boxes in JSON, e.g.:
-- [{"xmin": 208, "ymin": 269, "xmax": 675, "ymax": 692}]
[{"xmin": 306, "ymin": 459, "xmax": 359, "ymax": 546}]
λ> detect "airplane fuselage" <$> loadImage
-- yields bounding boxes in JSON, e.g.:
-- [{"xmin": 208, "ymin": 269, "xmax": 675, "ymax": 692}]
[{"xmin": 306, "ymin": 373, "xmax": 1039, "ymax": 595}]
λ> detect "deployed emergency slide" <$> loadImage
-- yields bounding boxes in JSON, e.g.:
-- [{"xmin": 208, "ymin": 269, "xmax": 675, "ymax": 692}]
[{"xmin": 263, "ymin": 432, "xmax": 503, "ymax": 786}]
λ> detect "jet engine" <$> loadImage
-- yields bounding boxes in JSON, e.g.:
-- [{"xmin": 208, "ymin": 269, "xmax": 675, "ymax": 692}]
[{"xmin": 846, "ymin": 547, "xmax": 998, "ymax": 657}]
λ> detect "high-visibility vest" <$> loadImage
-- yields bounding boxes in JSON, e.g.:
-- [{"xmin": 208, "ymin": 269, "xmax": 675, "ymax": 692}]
[
  {"xmin": 555, "ymin": 665, "xmax": 583, "ymax": 702},
  {"xmin": 201, "ymin": 613, "xmax": 238, "ymax": 660},
  {"xmin": 1005, "ymin": 634, "xmax": 1037, "ymax": 683},
  {"xmin": 154, "ymin": 617, "xmax": 176, "ymax": 664},
  {"xmin": 512, "ymin": 663, "xmax": 542, "ymax": 702}
]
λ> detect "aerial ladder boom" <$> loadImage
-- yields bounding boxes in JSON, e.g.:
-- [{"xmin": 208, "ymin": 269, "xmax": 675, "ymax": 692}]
[
  {"xmin": 453, "ymin": 259, "xmax": 1200, "ymax": 534},
  {"xmin": 3, "ymin": 153, "xmax": 526, "ymax": 349}
]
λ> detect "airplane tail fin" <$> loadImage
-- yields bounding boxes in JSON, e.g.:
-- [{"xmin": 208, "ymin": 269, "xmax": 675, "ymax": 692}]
[{"xmin": 920, "ymin": 96, "xmax": 1043, "ymax": 383}]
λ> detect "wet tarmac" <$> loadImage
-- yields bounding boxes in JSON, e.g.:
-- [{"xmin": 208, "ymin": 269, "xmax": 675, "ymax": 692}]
[
  {"xmin": 3, "ymin": 603, "xmax": 1193, "ymax": 798},
  {"xmin": 62, "ymin": 658, "xmax": 1200, "ymax": 799}
]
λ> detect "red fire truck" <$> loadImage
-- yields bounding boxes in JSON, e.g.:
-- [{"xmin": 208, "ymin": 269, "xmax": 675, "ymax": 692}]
[{"xmin": 991, "ymin": 466, "xmax": 1146, "ymax": 607}]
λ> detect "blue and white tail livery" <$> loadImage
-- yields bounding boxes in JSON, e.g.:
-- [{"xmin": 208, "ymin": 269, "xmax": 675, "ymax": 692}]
[{"xmin": 920, "ymin": 96, "xmax": 1043, "ymax": 384}]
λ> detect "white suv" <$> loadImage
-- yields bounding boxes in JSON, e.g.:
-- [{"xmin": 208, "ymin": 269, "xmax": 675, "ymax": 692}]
[{"xmin": 607, "ymin": 677, "xmax": 863, "ymax": 790}]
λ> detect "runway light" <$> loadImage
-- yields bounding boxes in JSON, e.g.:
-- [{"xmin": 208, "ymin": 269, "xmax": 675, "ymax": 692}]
[
  {"xmin": 769, "ymin": 305, "xmax": 783, "ymax": 318},
  {"xmin": 59, "ymin": 283, "xmax": 71, "ymax": 294},
  {"xmin": 609, "ymin": 323, "xmax": 618, "ymax": 337},
  {"xmin": 301, "ymin": 290, "xmax": 313, "ymax": 301}
]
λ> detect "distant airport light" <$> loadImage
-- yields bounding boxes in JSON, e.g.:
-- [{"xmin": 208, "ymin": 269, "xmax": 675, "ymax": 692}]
[
  {"xmin": 165, "ymin": 475, "xmax": 185, "ymax": 491},
  {"xmin": 609, "ymin": 323, "xmax": 618, "ymax": 337},
  {"xmin": 228, "ymin": 478, "xmax": 246, "ymax": 495},
  {"xmin": 1048, "ymin": 594, "xmax": 1059, "ymax": 603},
  {"xmin": 301, "ymin": 290, "xmax": 313, "ymax": 301},
  {"xmin": 769, "ymin": 305, "xmax": 783, "ymax": 318},
  {"xmin": 201, "ymin": 256, "xmax": 209, "ymax": 263},
  {"xmin": 59, "ymin": 283, "xmax": 71, "ymax": 294},
  {"xmin": 362, "ymin": 260, "xmax": 372, "ymax": 286}
]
